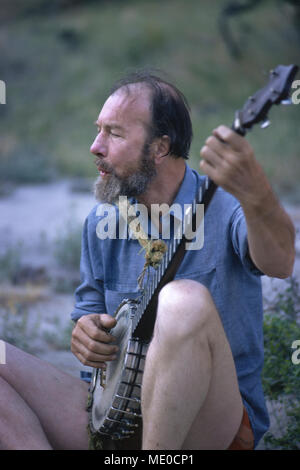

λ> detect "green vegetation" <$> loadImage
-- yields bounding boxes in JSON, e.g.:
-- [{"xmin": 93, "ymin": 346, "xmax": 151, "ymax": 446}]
[
  {"xmin": 53, "ymin": 218, "xmax": 82, "ymax": 271},
  {"xmin": 0, "ymin": 244, "xmax": 23, "ymax": 283},
  {"xmin": 0, "ymin": 307, "xmax": 32, "ymax": 352},
  {"xmin": 1, "ymin": 0, "xmax": 299, "ymax": 198},
  {"xmin": 262, "ymin": 277, "xmax": 300, "ymax": 449}
]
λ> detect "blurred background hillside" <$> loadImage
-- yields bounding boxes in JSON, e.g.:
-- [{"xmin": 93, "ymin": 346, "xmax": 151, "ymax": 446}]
[{"xmin": 0, "ymin": 0, "xmax": 299, "ymax": 198}]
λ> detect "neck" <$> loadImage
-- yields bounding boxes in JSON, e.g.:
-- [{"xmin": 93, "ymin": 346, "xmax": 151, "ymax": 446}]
[{"xmin": 137, "ymin": 156, "xmax": 186, "ymax": 210}]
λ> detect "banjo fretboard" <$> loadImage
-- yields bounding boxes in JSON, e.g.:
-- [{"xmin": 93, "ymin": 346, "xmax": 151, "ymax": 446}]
[{"xmin": 132, "ymin": 176, "xmax": 217, "ymax": 339}]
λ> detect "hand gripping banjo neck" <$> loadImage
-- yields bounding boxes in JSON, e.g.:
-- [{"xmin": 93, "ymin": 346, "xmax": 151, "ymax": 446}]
[{"xmin": 132, "ymin": 63, "xmax": 298, "ymax": 341}]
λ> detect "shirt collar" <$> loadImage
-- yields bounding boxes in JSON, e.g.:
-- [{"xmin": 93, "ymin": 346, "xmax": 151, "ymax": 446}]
[{"xmin": 169, "ymin": 163, "xmax": 197, "ymax": 221}]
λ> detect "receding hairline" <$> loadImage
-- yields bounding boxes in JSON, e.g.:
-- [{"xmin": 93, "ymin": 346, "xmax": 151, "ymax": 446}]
[
  {"xmin": 110, "ymin": 81, "xmax": 153, "ymax": 108},
  {"xmin": 103, "ymin": 83, "xmax": 154, "ymax": 135},
  {"xmin": 109, "ymin": 80, "xmax": 181, "ymax": 132},
  {"xmin": 110, "ymin": 79, "xmax": 182, "ymax": 105},
  {"xmin": 107, "ymin": 71, "xmax": 193, "ymax": 159}
]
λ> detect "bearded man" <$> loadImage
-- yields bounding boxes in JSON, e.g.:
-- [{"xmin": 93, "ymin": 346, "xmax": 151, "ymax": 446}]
[{"xmin": 0, "ymin": 71, "xmax": 295, "ymax": 450}]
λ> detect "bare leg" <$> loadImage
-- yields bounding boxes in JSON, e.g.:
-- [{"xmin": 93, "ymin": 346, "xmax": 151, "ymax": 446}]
[
  {"xmin": 0, "ymin": 343, "xmax": 90, "ymax": 450},
  {"xmin": 0, "ymin": 376, "xmax": 52, "ymax": 449},
  {"xmin": 141, "ymin": 279, "xmax": 243, "ymax": 450}
]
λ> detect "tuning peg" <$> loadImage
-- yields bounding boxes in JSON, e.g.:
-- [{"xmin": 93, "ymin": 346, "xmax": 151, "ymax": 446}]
[
  {"xmin": 280, "ymin": 98, "xmax": 292, "ymax": 105},
  {"xmin": 261, "ymin": 119, "xmax": 271, "ymax": 129}
]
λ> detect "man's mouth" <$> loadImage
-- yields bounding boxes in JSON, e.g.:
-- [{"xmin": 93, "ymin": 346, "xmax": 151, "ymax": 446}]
[
  {"xmin": 99, "ymin": 168, "xmax": 109, "ymax": 177},
  {"xmin": 95, "ymin": 159, "xmax": 112, "ymax": 177}
]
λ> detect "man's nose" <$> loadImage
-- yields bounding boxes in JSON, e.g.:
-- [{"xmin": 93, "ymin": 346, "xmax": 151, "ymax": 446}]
[{"xmin": 90, "ymin": 133, "xmax": 107, "ymax": 157}]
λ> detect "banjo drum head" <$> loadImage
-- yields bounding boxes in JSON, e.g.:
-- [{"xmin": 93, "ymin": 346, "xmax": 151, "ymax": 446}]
[{"xmin": 89, "ymin": 301, "xmax": 136, "ymax": 433}]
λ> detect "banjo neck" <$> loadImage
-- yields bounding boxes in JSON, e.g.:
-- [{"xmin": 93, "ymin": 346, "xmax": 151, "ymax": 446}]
[{"xmin": 132, "ymin": 176, "xmax": 217, "ymax": 340}]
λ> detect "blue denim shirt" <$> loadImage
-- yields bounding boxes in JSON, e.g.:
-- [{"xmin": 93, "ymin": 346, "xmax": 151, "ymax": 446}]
[{"xmin": 71, "ymin": 164, "xmax": 269, "ymax": 447}]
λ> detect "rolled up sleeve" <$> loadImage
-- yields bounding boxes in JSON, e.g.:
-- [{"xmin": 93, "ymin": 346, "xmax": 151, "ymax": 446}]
[
  {"xmin": 70, "ymin": 215, "xmax": 106, "ymax": 321},
  {"xmin": 230, "ymin": 206, "xmax": 263, "ymax": 276}
]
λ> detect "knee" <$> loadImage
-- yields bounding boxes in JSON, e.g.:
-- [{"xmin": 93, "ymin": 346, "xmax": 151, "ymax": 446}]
[{"xmin": 155, "ymin": 279, "xmax": 216, "ymax": 342}]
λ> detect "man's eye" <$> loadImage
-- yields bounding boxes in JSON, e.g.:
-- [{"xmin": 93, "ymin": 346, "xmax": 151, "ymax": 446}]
[{"xmin": 111, "ymin": 132, "xmax": 121, "ymax": 137}]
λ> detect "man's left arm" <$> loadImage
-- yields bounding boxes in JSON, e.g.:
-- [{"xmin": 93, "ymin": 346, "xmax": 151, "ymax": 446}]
[{"xmin": 200, "ymin": 125, "xmax": 295, "ymax": 279}]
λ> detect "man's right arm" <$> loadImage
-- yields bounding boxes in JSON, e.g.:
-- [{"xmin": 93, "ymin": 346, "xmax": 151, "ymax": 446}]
[
  {"xmin": 70, "ymin": 212, "xmax": 118, "ymax": 368},
  {"xmin": 71, "ymin": 313, "xmax": 119, "ymax": 368}
]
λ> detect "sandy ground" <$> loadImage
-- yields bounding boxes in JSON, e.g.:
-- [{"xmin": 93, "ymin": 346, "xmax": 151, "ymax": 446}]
[{"xmin": 0, "ymin": 180, "xmax": 299, "ymax": 448}]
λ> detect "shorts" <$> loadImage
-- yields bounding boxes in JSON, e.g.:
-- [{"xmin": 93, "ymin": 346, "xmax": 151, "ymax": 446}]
[{"xmin": 227, "ymin": 406, "xmax": 255, "ymax": 450}]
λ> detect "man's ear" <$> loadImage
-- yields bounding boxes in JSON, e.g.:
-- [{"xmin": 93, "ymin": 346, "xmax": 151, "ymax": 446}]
[{"xmin": 152, "ymin": 135, "xmax": 171, "ymax": 164}]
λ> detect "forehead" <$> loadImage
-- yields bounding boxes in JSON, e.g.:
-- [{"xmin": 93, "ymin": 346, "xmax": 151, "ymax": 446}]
[{"xmin": 98, "ymin": 84, "xmax": 152, "ymax": 129}]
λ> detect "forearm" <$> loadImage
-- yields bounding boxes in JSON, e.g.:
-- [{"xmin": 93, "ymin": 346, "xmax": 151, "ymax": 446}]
[
  {"xmin": 241, "ymin": 190, "xmax": 296, "ymax": 278},
  {"xmin": 199, "ymin": 125, "xmax": 296, "ymax": 278}
]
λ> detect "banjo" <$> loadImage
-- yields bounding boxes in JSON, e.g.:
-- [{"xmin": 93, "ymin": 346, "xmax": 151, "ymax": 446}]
[{"xmin": 87, "ymin": 64, "xmax": 298, "ymax": 442}]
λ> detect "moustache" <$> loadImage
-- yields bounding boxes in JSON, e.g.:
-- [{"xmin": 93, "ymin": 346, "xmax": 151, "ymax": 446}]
[{"xmin": 94, "ymin": 158, "xmax": 115, "ymax": 175}]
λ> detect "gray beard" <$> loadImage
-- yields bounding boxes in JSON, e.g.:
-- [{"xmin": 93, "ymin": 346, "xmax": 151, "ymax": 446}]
[{"xmin": 94, "ymin": 154, "xmax": 156, "ymax": 204}]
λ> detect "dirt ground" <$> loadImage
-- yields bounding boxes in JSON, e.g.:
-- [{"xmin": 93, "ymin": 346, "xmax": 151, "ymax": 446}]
[{"xmin": 0, "ymin": 180, "xmax": 299, "ymax": 449}]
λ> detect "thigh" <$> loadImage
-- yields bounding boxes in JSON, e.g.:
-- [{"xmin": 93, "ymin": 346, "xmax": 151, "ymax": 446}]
[
  {"xmin": 159, "ymin": 279, "xmax": 244, "ymax": 450},
  {"xmin": 1, "ymin": 342, "xmax": 90, "ymax": 449},
  {"xmin": 181, "ymin": 294, "xmax": 244, "ymax": 450}
]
